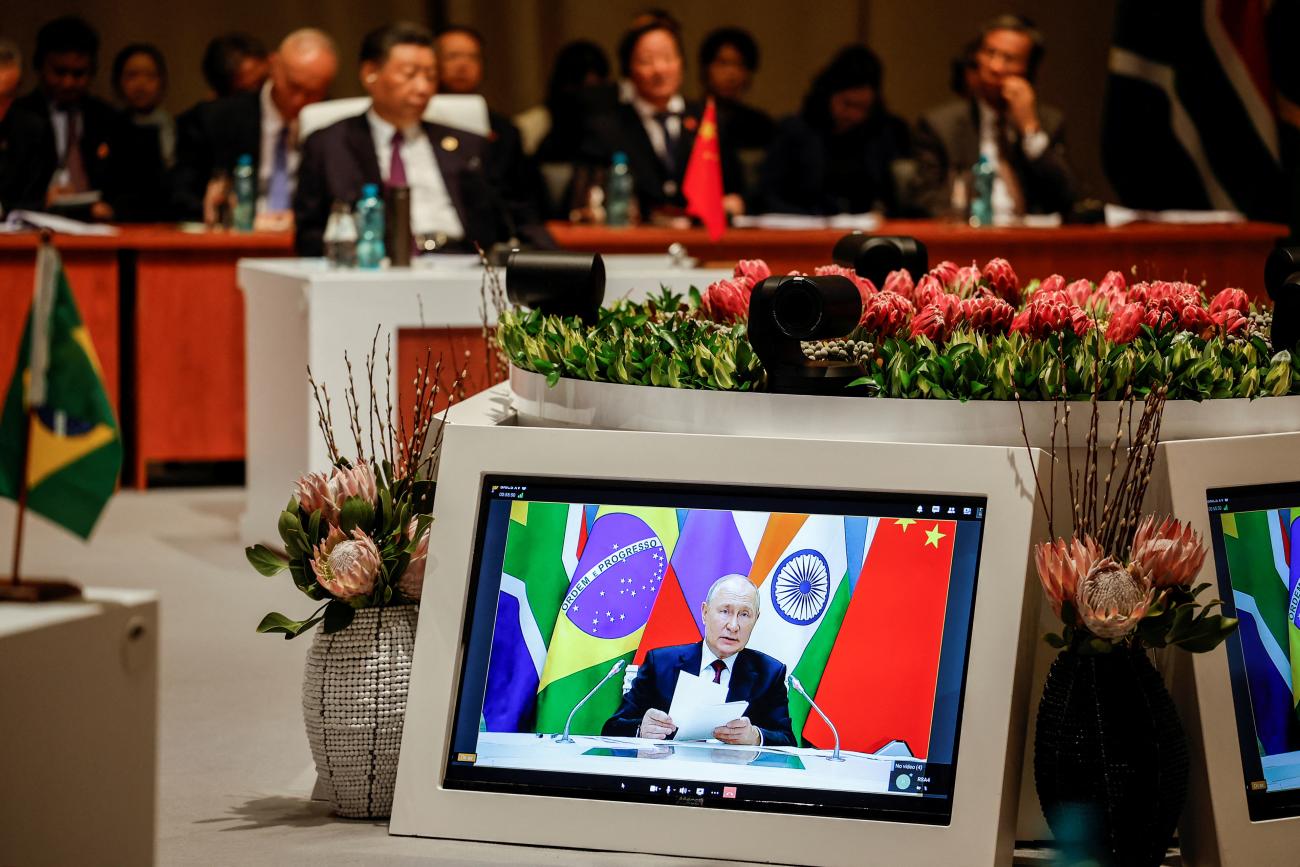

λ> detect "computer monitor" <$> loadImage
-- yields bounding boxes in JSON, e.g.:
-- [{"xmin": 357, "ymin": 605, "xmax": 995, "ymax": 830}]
[
  {"xmin": 1161, "ymin": 431, "xmax": 1300, "ymax": 866},
  {"xmin": 392, "ymin": 423, "xmax": 1046, "ymax": 866}
]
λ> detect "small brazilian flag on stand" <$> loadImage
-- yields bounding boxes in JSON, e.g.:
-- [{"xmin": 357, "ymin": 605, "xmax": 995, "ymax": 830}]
[{"xmin": 0, "ymin": 242, "xmax": 122, "ymax": 541}]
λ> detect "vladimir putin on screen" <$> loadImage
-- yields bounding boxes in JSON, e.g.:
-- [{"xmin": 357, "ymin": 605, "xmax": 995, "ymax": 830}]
[{"xmin": 603, "ymin": 575, "xmax": 795, "ymax": 747}]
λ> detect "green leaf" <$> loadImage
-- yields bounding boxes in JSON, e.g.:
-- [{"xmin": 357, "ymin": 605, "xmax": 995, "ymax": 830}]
[
  {"xmin": 322, "ymin": 599, "xmax": 357, "ymax": 634},
  {"xmin": 256, "ymin": 608, "xmax": 325, "ymax": 639},
  {"xmin": 246, "ymin": 544, "xmax": 290, "ymax": 576},
  {"xmin": 1044, "ymin": 632, "xmax": 1067, "ymax": 648},
  {"xmin": 338, "ymin": 495, "xmax": 375, "ymax": 534},
  {"xmin": 307, "ymin": 508, "xmax": 322, "ymax": 544}
]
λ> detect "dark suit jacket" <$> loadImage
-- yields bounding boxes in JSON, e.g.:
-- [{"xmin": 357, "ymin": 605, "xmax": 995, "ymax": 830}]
[
  {"xmin": 602, "ymin": 642, "xmax": 795, "ymax": 747},
  {"xmin": 293, "ymin": 112, "xmax": 518, "ymax": 256},
  {"xmin": 578, "ymin": 100, "xmax": 743, "ymax": 217},
  {"xmin": 485, "ymin": 109, "xmax": 551, "ymax": 246},
  {"xmin": 912, "ymin": 98, "xmax": 1075, "ymax": 217},
  {"xmin": 11, "ymin": 90, "xmax": 162, "ymax": 221},
  {"xmin": 169, "ymin": 90, "xmax": 263, "ymax": 221},
  {"xmin": 0, "ymin": 107, "xmax": 56, "ymax": 214}
]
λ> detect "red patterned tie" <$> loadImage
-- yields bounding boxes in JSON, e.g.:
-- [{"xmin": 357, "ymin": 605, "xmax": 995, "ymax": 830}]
[
  {"xmin": 710, "ymin": 659, "xmax": 726, "ymax": 684},
  {"xmin": 388, "ymin": 130, "xmax": 408, "ymax": 188}
]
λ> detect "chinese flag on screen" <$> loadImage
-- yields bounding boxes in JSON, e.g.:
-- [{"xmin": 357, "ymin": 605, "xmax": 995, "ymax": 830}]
[{"xmin": 683, "ymin": 98, "xmax": 726, "ymax": 241}]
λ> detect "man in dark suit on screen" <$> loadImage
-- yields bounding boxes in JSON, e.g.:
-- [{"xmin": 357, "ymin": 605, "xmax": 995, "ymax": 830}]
[
  {"xmin": 603, "ymin": 574, "xmax": 795, "ymax": 747},
  {"xmin": 293, "ymin": 22, "xmax": 529, "ymax": 256}
]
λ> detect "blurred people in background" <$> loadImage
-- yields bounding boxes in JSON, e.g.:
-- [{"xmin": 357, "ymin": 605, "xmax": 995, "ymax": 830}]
[
  {"xmin": 580, "ymin": 19, "xmax": 744, "ymax": 221},
  {"xmin": 295, "ymin": 22, "xmax": 545, "ymax": 255},
  {"xmin": 758, "ymin": 45, "xmax": 910, "ymax": 216},
  {"xmin": 171, "ymin": 28, "xmax": 338, "ymax": 227},
  {"xmin": 113, "ymin": 43, "xmax": 175, "ymax": 168},
  {"xmin": 912, "ymin": 14, "xmax": 1075, "ymax": 219},
  {"xmin": 699, "ymin": 27, "xmax": 773, "ymax": 151},
  {"xmin": 0, "ymin": 38, "xmax": 57, "ymax": 215},
  {"xmin": 13, "ymin": 16, "xmax": 159, "ymax": 221},
  {"xmin": 201, "ymin": 33, "xmax": 270, "ymax": 100},
  {"xmin": 515, "ymin": 40, "xmax": 610, "ymax": 161},
  {"xmin": 435, "ymin": 25, "xmax": 545, "ymax": 235}
]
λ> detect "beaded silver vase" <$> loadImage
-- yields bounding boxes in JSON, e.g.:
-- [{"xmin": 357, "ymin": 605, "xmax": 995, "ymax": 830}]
[{"xmin": 302, "ymin": 604, "xmax": 418, "ymax": 818}]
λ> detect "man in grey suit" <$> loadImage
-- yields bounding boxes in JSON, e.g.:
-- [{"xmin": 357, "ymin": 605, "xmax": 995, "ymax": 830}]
[{"xmin": 912, "ymin": 15, "xmax": 1075, "ymax": 220}]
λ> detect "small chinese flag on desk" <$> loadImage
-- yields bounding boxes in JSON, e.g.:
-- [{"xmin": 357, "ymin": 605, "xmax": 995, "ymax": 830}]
[{"xmin": 683, "ymin": 98, "xmax": 726, "ymax": 241}]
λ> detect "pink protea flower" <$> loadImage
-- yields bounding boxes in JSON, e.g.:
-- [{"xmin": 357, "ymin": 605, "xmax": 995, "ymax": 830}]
[
  {"xmin": 961, "ymin": 295, "xmax": 1015, "ymax": 334},
  {"xmin": 1212, "ymin": 307, "xmax": 1249, "ymax": 336},
  {"xmin": 1098, "ymin": 270, "xmax": 1127, "ymax": 294},
  {"xmin": 815, "ymin": 264, "xmax": 876, "ymax": 301},
  {"xmin": 701, "ymin": 277, "xmax": 752, "ymax": 323},
  {"xmin": 398, "ymin": 519, "xmax": 430, "ymax": 601},
  {"xmin": 1136, "ymin": 280, "xmax": 1202, "ymax": 311},
  {"xmin": 1105, "ymin": 302, "xmax": 1145, "ymax": 344},
  {"xmin": 982, "ymin": 258, "xmax": 1021, "ymax": 305},
  {"xmin": 1144, "ymin": 305, "xmax": 1181, "ymax": 333},
  {"xmin": 1075, "ymin": 557, "xmax": 1154, "ymax": 640},
  {"xmin": 1010, "ymin": 308, "xmax": 1031, "ymax": 333},
  {"xmin": 1063, "ymin": 279, "xmax": 1095, "ymax": 307},
  {"xmin": 1037, "ymin": 274, "xmax": 1066, "ymax": 297},
  {"xmin": 733, "ymin": 259, "xmax": 771, "ymax": 284},
  {"xmin": 1129, "ymin": 516, "xmax": 1207, "ymax": 588},
  {"xmin": 1034, "ymin": 536, "xmax": 1102, "ymax": 619},
  {"xmin": 860, "ymin": 291, "xmax": 915, "ymax": 336},
  {"xmin": 932, "ymin": 291, "xmax": 964, "ymax": 328},
  {"xmin": 1209, "ymin": 287, "xmax": 1249, "ymax": 315},
  {"xmin": 312, "ymin": 527, "xmax": 381, "ymax": 601},
  {"xmin": 882, "ymin": 268, "xmax": 915, "ymax": 299},
  {"xmin": 912, "ymin": 273, "xmax": 946, "ymax": 307},
  {"xmin": 929, "ymin": 260, "xmax": 960, "ymax": 288},
  {"xmin": 1179, "ymin": 304, "xmax": 1214, "ymax": 336},
  {"xmin": 952, "ymin": 262, "xmax": 983, "ymax": 295},
  {"xmin": 1012, "ymin": 298, "xmax": 1090, "ymax": 339},
  {"xmin": 909, "ymin": 304, "xmax": 948, "ymax": 342},
  {"xmin": 295, "ymin": 471, "xmax": 333, "ymax": 519},
  {"xmin": 329, "ymin": 462, "xmax": 377, "ymax": 510}
]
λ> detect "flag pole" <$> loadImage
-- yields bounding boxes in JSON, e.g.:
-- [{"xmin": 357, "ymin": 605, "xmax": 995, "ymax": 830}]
[{"xmin": 2, "ymin": 231, "xmax": 80, "ymax": 602}]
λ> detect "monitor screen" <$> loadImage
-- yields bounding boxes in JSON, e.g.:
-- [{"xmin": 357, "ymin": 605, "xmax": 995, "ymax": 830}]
[
  {"xmin": 442, "ymin": 475, "xmax": 989, "ymax": 825},
  {"xmin": 1205, "ymin": 481, "xmax": 1300, "ymax": 821}
]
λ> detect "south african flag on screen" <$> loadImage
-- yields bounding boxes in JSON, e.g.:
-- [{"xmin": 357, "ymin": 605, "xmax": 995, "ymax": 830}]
[
  {"xmin": 1219, "ymin": 507, "xmax": 1300, "ymax": 756},
  {"xmin": 0, "ymin": 244, "xmax": 121, "ymax": 538}
]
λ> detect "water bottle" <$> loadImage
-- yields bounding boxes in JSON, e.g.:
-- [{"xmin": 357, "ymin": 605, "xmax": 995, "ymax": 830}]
[
  {"xmin": 232, "ymin": 154, "xmax": 256, "ymax": 231},
  {"xmin": 606, "ymin": 151, "xmax": 634, "ymax": 227},
  {"xmin": 324, "ymin": 201, "xmax": 357, "ymax": 268},
  {"xmin": 355, "ymin": 184, "xmax": 386, "ymax": 269},
  {"xmin": 969, "ymin": 155, "xmax": 995, "ymax": 228}
]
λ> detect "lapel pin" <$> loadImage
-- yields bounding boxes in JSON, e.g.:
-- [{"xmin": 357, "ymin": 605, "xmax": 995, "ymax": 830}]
[
  {"xmin": 684, "ymin": 116, "xmax": 697, "ymax": 132},
  {"xmin": 441, "ymin": 135, "xmax": 459, "ymax": 152},
  {"xmin": 97, "ymin": 142, "xmax": 110, "ymax": 159}
]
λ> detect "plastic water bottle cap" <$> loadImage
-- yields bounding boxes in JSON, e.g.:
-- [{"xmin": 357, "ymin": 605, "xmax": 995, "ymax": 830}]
[
  {"xmin": 237, "ymin": 154, "xmax": 253, "ymax": 166},
  {"xmin": 362, "ymin": 183, "xmax": 379, "ymax": 198},
  {"xmin": 612, "ymin": 151, "xmax": 628, "ymax": 166}
]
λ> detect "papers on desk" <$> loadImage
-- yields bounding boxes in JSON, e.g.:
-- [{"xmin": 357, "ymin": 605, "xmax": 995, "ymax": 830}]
[
  {"xmin": 0, "ymin": 209, "xmax": 119, "ymax": 236},
  {"xmin": 731, "ymin": 212, "xmax": 882, "ymax": 232},
  {"xmin": 668, "ymin": 671, "xmax": 749, "ymax": 741},
  {"xmin": 1104, "ymin": 204, "xmax": 1244, "ymax": 226}
]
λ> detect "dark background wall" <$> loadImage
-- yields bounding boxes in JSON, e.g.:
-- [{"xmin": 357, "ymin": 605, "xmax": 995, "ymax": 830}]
[{"xmin": 2, "ymin": 0, "xmax": 1118, "ymax": 200}]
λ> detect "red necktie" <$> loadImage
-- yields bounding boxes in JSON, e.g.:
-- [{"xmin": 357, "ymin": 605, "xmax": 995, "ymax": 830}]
[
  {"xmin": 710, "ymin": 659, "xmax": 726, "ymax": 684},
  {"xmin": 388, "ymin": 131, "xmax": 408, "ymax": 188},
  {"xmin": 64, "ymin": 109, "xmax": 89, "ymax": 193}
]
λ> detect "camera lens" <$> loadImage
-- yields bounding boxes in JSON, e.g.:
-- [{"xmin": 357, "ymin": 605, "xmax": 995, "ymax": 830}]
[{"xmin": 772, "ymin": 278, "xmax": 823, "ymax": 338}]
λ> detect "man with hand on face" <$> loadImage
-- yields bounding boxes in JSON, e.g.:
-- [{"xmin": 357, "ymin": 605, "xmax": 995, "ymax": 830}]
[
  {"xmin": 912, "ymin": 14, "xmax": 1075, "ymax": 220},
  {"xmin": 602, "ymin": 574, "xmax": 795, "ymax": 747},
  {"xmin": 294, "ymin": 21, "xmax": 513, "ymax": 256},
  {"xmin": 170, "ymin": 28, "xmax": 338, "ymax": 227}
]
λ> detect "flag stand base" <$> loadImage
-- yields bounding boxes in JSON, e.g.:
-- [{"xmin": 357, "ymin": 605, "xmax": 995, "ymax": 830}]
[{"xmin": 0, "ymin": 578, "xmax": 83, "ymax": 602}]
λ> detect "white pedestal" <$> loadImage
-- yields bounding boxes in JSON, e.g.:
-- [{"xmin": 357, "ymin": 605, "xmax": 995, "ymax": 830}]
[
  {"xmin": 237, "ymin": 258, "xmax": 729, "ymax": 546},
  {"xmin": 0, "ymin": 588, "xmax": 159, "ymax": 867}
]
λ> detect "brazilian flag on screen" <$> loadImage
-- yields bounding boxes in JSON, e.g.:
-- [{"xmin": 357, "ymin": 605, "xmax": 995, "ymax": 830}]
[{"xmin": 0, "ymin": 244, "xmax": 121, "ymax": 538}]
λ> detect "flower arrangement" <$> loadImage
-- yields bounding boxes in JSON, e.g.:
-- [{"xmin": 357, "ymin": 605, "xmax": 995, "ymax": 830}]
[
  {"xmin": 245, "ymin": 332, "xmax": 453, "ymax": 638},
  {"xmin": 498, "ymin": 256, "xmax": 1299, "ymax": 400}
]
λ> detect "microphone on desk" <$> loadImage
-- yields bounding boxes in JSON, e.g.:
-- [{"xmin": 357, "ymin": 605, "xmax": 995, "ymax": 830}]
[
  {"xmin": 786, "ymin": 673, "xmax": 845, "ymax": 762},
  {"xmin": 554, "ymin": 659, "xmax": 625, "ymax": 745}
]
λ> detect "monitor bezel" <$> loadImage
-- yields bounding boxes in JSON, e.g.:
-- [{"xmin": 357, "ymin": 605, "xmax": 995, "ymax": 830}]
[
  {"xmin": 391, "ymin": 423, "xmax": 1046, "ymax": 867},
  {"xmin": 1160, "ymin": 431, "xmax": 1300, "ymax": 865}
]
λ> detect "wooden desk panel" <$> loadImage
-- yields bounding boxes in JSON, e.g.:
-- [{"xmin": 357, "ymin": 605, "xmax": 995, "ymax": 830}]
[{"xmin": 549, "ymin": 221, "xmax": 1289, "ymax": 298}]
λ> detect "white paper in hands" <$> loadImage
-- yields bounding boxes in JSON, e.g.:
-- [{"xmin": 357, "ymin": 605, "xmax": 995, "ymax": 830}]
[{"xmin": 668, "ymin": 671, "xmax": 750, "ymax": 741}]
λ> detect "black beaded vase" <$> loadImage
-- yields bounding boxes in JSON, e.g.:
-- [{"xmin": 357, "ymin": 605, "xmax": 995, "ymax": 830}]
[{"xmin": 1034, "ymin": 646, "xmax": 1189, "ymax": 867}]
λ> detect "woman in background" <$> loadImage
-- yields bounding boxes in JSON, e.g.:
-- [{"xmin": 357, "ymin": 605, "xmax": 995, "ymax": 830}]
[
  {"xmin": 758, "ymin": 45, "xmax": 910, "ymax": 216},
  {"xmin": 113, "ymin": 43, "xmax": 174, "ymax": 168}
]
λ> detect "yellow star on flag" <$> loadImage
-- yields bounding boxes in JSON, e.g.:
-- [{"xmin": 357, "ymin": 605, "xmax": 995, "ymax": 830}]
[
  {"xmin": 925, "ymin": 524, "xmax": 946, "ymax": 548},
  {"xmin": 894, "ymin": 518, "xmax": 916, "ymax": 531}
]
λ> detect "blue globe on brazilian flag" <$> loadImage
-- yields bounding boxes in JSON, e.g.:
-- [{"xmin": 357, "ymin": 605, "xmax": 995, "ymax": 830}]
[{"xmin": 0, "ymin": 244, "xmax": 121, "ymax": 538}]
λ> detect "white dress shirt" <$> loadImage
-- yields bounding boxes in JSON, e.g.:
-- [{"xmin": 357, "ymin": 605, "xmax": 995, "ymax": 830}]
[
  {"xmin": 699, "ymin": 645, "xmax": 736, "ymax": 689},
  {"xmin": 366, "ymin": 110, "xmax": 465, "ymax": 239},
  {"xmin": 257, "ymin": 82, "xmax": 299, "ymax": 214},
  {"xmin": 630, "ymin": 92, "xmax": 686, "ymax": 169},
  {"xmin": 976, "ymin": 100, "xmax": 1049, "ymax": 222}
]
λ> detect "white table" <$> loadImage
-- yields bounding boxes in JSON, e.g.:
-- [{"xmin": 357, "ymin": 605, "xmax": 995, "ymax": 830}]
[{"xmin": 237, "ymin": 258, "xmax": 730, "ymax": 545}]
